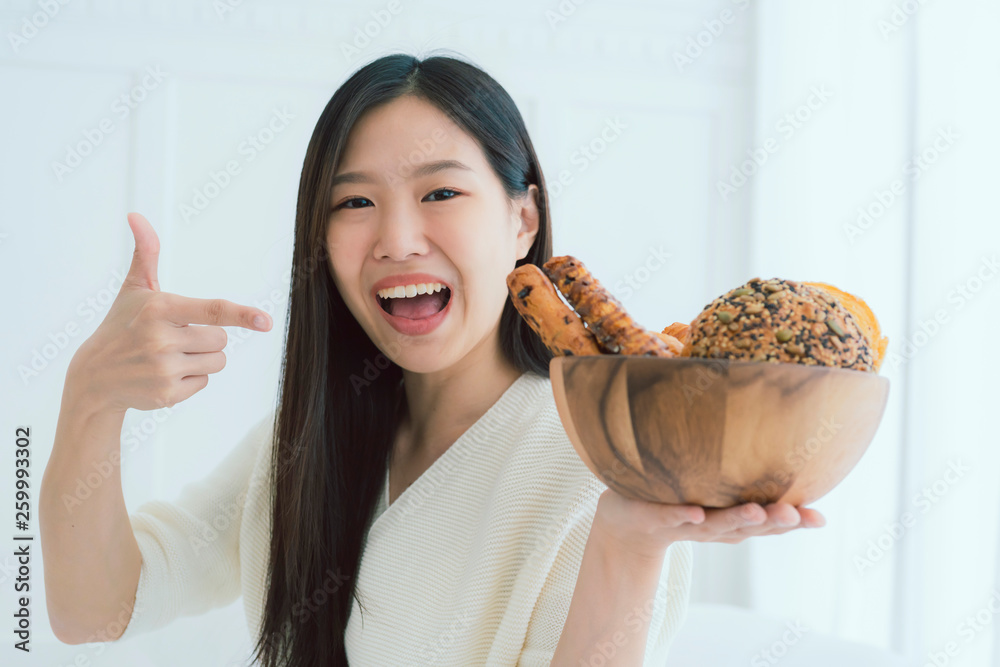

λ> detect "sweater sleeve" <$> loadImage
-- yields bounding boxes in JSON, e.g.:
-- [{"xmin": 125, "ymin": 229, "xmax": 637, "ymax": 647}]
[
  {"xmin": 517, "ymin": 511, "xmax": 694, "ymax": 667},
  {"xmin": 116, "ymin": 409, "xmax": 275, "ymax": 640}
]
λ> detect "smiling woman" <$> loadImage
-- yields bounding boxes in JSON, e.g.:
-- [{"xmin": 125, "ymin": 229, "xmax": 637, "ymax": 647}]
[{"xmin": 101, "ymin": 52, "xmax": 694, "ymax": 667}]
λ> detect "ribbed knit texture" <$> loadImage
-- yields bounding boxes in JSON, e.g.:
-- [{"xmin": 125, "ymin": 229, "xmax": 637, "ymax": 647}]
[{"xmin": 117, "ymin": 371, "xmax": 693, "ymax": 666}]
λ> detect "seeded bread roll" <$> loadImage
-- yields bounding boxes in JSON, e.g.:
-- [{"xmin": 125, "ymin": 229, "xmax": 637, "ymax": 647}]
[{"xmin": 681, "ymin": 278, "xmax": 876, "ymax": 371}]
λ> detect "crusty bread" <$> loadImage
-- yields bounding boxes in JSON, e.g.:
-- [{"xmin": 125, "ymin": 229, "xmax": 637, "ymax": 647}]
[
  {"xmin": 660, "ymin": 322, "xmax": 690, "ymax": 345},
  {"xmin": 543, "ymin": 255, "xmax": 674, "ymax": 357},
  {"xmin": 506, "ymin": 264, "xmax": 602, "ymax": 356}
]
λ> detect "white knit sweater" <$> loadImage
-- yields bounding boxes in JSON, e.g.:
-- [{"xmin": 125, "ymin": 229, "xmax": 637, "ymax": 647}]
[{"xmin": 117, "ymin": 371, "xmax": 693, "ymax": 665}]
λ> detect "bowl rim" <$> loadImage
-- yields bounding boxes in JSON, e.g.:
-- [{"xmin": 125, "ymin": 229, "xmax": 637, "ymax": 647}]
[{"xmin": 550, "ymin": 354, "xmax": 888, "ymax": 382}]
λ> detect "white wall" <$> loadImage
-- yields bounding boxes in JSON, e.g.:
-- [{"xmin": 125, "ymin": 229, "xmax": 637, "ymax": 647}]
[
  {"xmin": 747, "ymin": 2, "xmax": 1000, "ymax": 666},
  {"xmin": 14, "ymin": 2, "xmax": 995, "ymax": 666},
  {"xmin": 1, "ymin": 0, "xmax": 756, "ymax": 664}
]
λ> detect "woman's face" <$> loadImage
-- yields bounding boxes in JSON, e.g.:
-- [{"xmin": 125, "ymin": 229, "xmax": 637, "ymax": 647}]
[{"xmin": 325, "ymin": 94, "xmax": 540, "ymax": 374}]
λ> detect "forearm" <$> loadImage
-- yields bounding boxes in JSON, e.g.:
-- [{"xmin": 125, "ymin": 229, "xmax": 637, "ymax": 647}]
[
  {"xmin": 40, "ymin": 374, "xmax": 141, "ymax": 643},
  {"xmin": 551, "ymin": 525, "xmax": 668, "ymax": 666}
]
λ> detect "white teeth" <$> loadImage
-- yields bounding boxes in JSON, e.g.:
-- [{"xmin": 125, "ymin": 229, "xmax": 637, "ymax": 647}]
[{"xmin": 377, "ymin": 282, "xmax": 445, "ymax": 299}]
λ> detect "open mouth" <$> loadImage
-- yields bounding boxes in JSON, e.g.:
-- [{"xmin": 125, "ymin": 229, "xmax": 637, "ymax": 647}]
[{"xmin": 377, "ymin": 285, "xmax": 452, "ymax": 319}]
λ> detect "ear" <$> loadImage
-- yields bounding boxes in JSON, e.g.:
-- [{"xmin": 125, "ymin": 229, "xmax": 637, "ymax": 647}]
[{"xmin": 514, "ymin": 184, "xmax": 541, "ymax": 261}]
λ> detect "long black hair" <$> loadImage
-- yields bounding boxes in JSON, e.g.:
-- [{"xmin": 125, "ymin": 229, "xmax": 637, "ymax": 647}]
[{"xmin": 250, "ymin": 52, "xmax": 554, "ymax": 666}]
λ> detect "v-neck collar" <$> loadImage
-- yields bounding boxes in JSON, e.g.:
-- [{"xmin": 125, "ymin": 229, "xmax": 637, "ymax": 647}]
[{"xmin": 366, "ymin": 370, "xmax": 538, "ymax": 543}]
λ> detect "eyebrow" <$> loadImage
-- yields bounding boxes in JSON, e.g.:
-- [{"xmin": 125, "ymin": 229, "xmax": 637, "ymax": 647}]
[{"xmin": 331, "ymin": 159, "xmax": 474, "ymax": 188}]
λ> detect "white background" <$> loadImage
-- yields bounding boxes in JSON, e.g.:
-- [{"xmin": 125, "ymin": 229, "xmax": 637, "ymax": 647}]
[{"xmin": 1, "ymin": 0, "xmax": 998, "ymax": 665}]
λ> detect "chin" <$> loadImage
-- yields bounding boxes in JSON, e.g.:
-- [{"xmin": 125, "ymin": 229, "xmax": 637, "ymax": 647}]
[{"xmin": 390, "ymin": 350, "xmax": 455, "ymax": 375}]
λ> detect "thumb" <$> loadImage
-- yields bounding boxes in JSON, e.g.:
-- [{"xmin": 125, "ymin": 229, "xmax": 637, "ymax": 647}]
[{"xmin": 124, "ymin": 212, "xmax": 160, "ymax": 291}]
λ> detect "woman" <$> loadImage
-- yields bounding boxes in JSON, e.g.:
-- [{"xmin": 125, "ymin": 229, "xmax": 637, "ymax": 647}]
[{"xmin": 40, "ymin": 53, "xmax": 823, "ymax": 666}]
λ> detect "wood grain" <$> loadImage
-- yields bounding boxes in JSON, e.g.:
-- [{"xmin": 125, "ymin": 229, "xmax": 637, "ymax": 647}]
[{"xmin": 551, "ymin": 356, "xmax": 890, "ymax": 508}]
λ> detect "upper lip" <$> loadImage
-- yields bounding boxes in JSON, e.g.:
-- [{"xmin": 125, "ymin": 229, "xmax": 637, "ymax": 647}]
[{"xmin": 371, "ymin": 273, "xmax": 454, "ymax": 300}]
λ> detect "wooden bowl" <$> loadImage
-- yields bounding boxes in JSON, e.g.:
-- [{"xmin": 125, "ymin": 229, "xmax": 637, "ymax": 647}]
[{"xmin": 550, "ymin": 355, "xmax": 890, "ymax": 508}]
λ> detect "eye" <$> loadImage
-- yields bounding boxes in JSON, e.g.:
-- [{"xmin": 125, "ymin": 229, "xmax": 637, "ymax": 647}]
[
  {"xmin": 332, "ymin": 188, "xmax": 460, "ymax": 212},
  {"xmin": 334, "ymin": 197, "xmax": 373, "ymax": 211},
  {"xmin": 424, "ymin": 188, "xmax": 460, "ymax": 202}
]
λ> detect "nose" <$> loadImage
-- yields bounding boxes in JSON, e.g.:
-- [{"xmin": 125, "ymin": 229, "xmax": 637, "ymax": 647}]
[{"xmin": 372, "ymin": 202, "xmax": 430, "ymax": 261}]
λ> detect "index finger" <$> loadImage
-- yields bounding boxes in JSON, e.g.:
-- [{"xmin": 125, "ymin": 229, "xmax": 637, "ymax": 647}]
[{"xmin": 162, "ymin": 293, "xmax": 272, "ymax": 331}]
